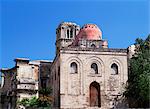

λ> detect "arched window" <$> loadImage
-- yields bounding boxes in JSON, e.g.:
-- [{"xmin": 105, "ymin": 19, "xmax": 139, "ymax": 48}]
[
  {"xmin": 70, "ymin": 29, "xmax": 73, "ymax": 38},
  {"xmin": 67, "ymin": 29, "xmax": 70, "ymax": 38},
  {"xmin": 70, "ymin": 62, "xmax": 78, "ymax": 73},
  {"xmin": 91, "ymin": 44, "xmax": 96, "ymax": 48},
  {"xmin": 75, "ymin": 29, "xmax": 76, "ymax": 36},
  {"xmin": 111, "ymin": 63, "xmax": 118, "ymax": 74},
  {"xmin": 91, "ymin": 63, "xmax": 98, "ymax": 74}
]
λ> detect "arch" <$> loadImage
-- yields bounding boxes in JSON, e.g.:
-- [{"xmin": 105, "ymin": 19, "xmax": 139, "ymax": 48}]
[
  {"xmin": 70, "ymin": 62, "xmax": 78, "ymax": 73},
  {"xmin": 91, "ymin": 44, "xmax": 96, "ymax": 48},
  {"xmin": 107, "ymin": 57, "xmax": 123, "ymax": 91},
  {"xmin": 111, "ymin": 63, "xmax": 118, "ymax": 74},
  {"xmin": 91, "ymin": 63, "xmax": 98, "ymax": 74},
  {"xmin": 108, "ymin": 57, "xmax": 123, "ymax": 75},
  {"xmin": 87, "ymin": 56, "xmax": 104, "ymax": 76},
  {"xmin": 89, "ymin": 81, "xmax": 101, "ymax": 107},
  {"xmin": 70, "ymin": 28, "xmax": 73, "ymax": 38},
  {"xmin": 67, "ymin": 56, "xmax": 83, "ymax": 74},
  {"xmin": 66, "ymin": 57, "xmax": 83, "ymax": 95},
  {"xmin": 67, "ymin": 29, "xmax": 70, "ymax": 38}
]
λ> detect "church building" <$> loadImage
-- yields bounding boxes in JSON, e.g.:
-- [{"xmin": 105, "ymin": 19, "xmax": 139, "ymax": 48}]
[
  {"xmin": 0, "ymin": 22, "xmax": 130, "ymax": 109},
  {"xmin": 50, "ymin": 22, "xmax": 128, "ymax": 109}
]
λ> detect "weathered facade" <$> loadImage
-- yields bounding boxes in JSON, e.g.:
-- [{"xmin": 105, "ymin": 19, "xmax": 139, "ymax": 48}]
[
  {"xmin": 50, "ymin": 22, "xmax": 128, "ymax": 109},
  {"xmin": 0, "ymin": 58, "xmax": 51, "ymax": 109}
]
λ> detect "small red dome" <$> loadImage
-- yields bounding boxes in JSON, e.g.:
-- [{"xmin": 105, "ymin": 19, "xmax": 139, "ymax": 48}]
[{"xmin": 73, "ymin": 24, "xmax": 102, "ymax": 45}]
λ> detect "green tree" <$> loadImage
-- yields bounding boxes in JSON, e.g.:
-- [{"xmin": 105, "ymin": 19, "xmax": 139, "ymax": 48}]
[
  {"xmin": 124, "ymin": 35, "xmax": 150, "ymax": 108},
  {"xmin": 39, "ymin": 87, "xmax": 52, "ymax": 107}
]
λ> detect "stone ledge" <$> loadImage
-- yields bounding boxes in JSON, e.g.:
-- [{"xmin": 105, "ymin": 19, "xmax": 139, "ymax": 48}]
[{"xmin": 60, "ymin": 47, "xmax": 127, "ymax": 53}]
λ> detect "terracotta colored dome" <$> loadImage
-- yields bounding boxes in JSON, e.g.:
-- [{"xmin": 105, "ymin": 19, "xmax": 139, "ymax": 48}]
[{"xmin": 73, "ymin": 24, "xmax": 102, "ymax": 45}]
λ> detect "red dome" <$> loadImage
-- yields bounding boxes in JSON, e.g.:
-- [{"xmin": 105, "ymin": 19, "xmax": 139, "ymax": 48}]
[{"xmin": 73, "ymin": 24, "xmax": 102, "ymax": 45}]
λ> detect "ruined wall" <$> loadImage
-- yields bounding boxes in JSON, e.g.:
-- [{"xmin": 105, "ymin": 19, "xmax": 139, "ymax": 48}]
[
  {"xmin": 0, "ymin": 59, "xmax": 52, "ymax": 109},
  {"xmin": 17, "ymin": 90, "xmax": 37, "ymax": 101},
  {"xmin": 1, "ymin": 72, "xmax": 13, "ymax": 92},
  {"xmin": 17, "ymin": 66, "xmax": 33, "ymax": 79},
  {"xmin": 40, "ymin": 63, "xmax": 51, "ymax": 78},
  {"xmin": 0, "ymin": 68, "xmax": 17, "ymax": 109},
  {"xmin": 16, "ymin": 61, "xmax": 39, "ymax": 100},
  {"xmin": 33, "ymin": 65, "xmax": 39, "ymax": 81}
]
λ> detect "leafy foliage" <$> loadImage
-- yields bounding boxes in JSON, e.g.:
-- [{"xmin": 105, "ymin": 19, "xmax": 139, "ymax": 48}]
[
  {"xmin": 17, "ymin": 97, "xmax": 39, "ymax": 108},
  {"xmin": 39, "ymin": 87, "xmax": 52, "ymax": 96},
  {"xmin": 28, "ymin": 97, "xmax": 39, "ymax": 107},
  {"xmin": 39, "ymin": 87, "xmax": 53, "ymax": 107},
  {"xmin": 17, "ymin": 98, "xmax": 29, "ymax": 106},
  {"xmin": 17, "ymin": 87, "xmax": 52, "ymax": 108},
  {"xmin": 124, "ymin": 35, "xmax": 150, "ymax": 108}
]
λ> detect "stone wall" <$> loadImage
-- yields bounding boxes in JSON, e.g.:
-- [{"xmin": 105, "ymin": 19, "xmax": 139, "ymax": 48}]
[
  {"xmin": 58, "ymin": 49, "xmax": 128, "ymax": 109},
  {"xmin": 50, "ymin": 55, "xmax": 60, "ymax": 108}
]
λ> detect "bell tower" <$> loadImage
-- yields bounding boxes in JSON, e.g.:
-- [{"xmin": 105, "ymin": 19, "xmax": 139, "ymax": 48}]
[{"xmin": 55, "ymin": 22, "xmax": 80, "ymax": 55}]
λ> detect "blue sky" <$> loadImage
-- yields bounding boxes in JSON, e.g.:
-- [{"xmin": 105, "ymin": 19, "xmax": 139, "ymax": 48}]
[{"xmin": 0, "ymin": 0, "xmax": 149, "ymax": 68}]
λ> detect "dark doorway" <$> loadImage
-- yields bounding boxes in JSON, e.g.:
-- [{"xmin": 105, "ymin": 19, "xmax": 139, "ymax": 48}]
[{"xmin": 90, "ymin": 81, "xmax": 101, "ymax": 107}]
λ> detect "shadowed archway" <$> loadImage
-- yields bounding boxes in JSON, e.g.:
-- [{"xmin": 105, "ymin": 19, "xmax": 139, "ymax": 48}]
[{"xmin": 89, "ymin": 81, "xmax": 101, "ymax": 107}]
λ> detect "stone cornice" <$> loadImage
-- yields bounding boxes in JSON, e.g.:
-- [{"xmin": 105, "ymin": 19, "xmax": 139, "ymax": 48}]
[{"xmin": 60, "ymin": 47, "xmax": 127, "ymax": 53}]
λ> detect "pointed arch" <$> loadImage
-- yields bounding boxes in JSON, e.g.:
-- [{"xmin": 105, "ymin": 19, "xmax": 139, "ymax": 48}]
[
  {"xmin": 87, "ymin": 56, "xmax": 104, "ymax": 76},
  {"xmin": 70, "ymin": 62, "xmax": 78, "ymax": 73},
  {"xmin": 111, "ymin": 63, "xmax": 118, "ymax": 74},
  {"xmin": 89, "ymin": 81, "xmax": 101, "ymax": 107},
  {"xmin": 91, "ymin": 63, "xmax": 98, "ymax": 74}
]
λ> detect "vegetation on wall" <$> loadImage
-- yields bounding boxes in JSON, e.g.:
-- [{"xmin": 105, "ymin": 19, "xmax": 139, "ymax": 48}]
[
  {"xmin": 124, "ymin": 35, "xmax": 150, "ymax": 108},
  {"xmin": 17, "ymin": 87, "xmax": 52, "ymax": 109}
]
